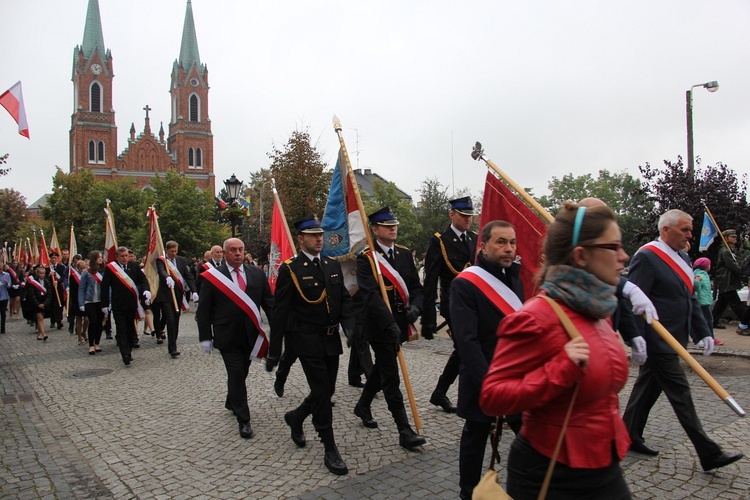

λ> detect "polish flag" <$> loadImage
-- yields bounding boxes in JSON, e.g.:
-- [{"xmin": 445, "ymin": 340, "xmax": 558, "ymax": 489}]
[
  {"xmin": 104, "ymin": 202, "xmax": 118, "ymax": 263},
  {"xmin": 0, "ymin": 81, "xmax": 30, "ymax": 139},
  {"xmin": 268, "ymin": 191, "xmax": 295, "ymax": 294}
]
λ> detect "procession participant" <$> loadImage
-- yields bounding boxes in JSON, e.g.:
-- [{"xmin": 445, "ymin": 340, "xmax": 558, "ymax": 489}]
[
  {"xmin": 101, "ymin": 246, "xmax": 151, "ymax": 366},
  {"xmin": 65, "ymin": 254, "xmax": 82, "ymax": 333},
  {"xmin": 196, "ymin": 245, "xmax": 225, "ymax": 293},
  {"xmin": 421, "ymin": 196, "xmax": 478, "ymax": 413},
  {"xmin": 27, "ymin": 266, "xmax": 52, "ymax": 341},
  {"xmin": 154, "ymin": 240, "xmax": 197, "ymax": 358},
  {"xmin": 0, "ymin": 265, "xmax": 11, "ymax": 334},
  {"xmin": 710, "ymin": 229, "xmax": 745, "ymax": 330},
  {"xmin": 451, "ymin": 220, "xmax": 524, "ymax": 500},
  {"xmin": 8, "ymin": 260, "xmax": 24, "ymax": 320},
  {"xmin": 197, "ymin": 238, "xmax": 273, "ymax": 439},
  {"xmin": 622, "ymin": 209, "xmax": 743, "ymax": 471},
  {"xmin": 353, "ymin": 207, "xmax": 425, "ymax": 450},
  {"xmin": 267, "ymin": 215, "xmax": 354, "ymax": 475},
  {"xmin": 79, "ymin": 251, "xmax": 105, "ymax": 355},
  {"xmin": 47, "ymin": 251, "xmax": 67, "ymax": 330},
  {"xmin": 68, "ymin": 259, "xmax": 89, "ymax": 345},
  {"xmin": 481, "ymin": 203, "xmax": 632, "ymax": 499}
]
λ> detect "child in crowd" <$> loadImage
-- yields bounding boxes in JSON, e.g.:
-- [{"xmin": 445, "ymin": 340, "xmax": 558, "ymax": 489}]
[{"xmin": 694, "ymin": 257, "xmax": 725, "ymax": 346}]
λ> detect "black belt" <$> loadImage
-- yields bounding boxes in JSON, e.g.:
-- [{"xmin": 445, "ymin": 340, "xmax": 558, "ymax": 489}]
[{"xmin": 299, "ymin": 322, "xmax": 339, "ymax": 336}]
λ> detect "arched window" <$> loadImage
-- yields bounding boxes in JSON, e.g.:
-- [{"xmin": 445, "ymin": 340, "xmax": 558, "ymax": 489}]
[
  {"xmin": 90, "ymin": 82, "xmax": 102, "ymax": 113},
  {"xmin": 188, "ymin": 147, "xmax": 195, "ymax": 169},
  {"xmin": 196, "ymin": 148, "xmax": 203, "ymax": 169},
  {"xmin": 88, "ymin": 141, "xmax": 96, "ymax": 163},
  {"xmin": 189, "ymin": 94, "xmax": 199, "ymax": 122},
  {"xmin": 98, "ymin": 141, "xmax": 105, "ymax": 164}
]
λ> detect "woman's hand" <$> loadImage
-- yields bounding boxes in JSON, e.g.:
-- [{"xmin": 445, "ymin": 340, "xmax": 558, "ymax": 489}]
[{"xmin": 564, "ymin": 336, "xmax": 589, "ymax": 367}]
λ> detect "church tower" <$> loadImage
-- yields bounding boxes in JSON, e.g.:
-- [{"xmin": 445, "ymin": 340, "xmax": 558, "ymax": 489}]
[
  {"xmin": 168, "ymin": 0, "xmax": 215, "ymax": 192},
  {"xmin": 69, "ymin": 0, "xmax": 117, "ymax": 174}
]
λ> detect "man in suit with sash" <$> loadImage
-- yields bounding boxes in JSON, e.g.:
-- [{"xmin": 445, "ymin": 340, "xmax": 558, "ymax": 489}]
[
  {"xmin": 154, "ymin": 240, "xmax": 197, "ymax": 358},
  {"xmin": 622, "ymin": 209, "xmax": 743, "ymax": 471},
  {"xmin": 197, "ymin": 238, "xmax": 273, "ymax": 440}
]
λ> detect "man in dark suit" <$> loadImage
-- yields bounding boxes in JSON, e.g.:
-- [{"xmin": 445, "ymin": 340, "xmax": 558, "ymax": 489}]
[
  {"xmin": 353, "ymin": 207, "xmax": 426, "ymax": 450},
  {"xmin": 196, "ymin": 245, "xmax": 225, "ymax": 293},
  {"xmin": 197, "ymin": 237, "xmax": 273, "ymax": 439},
  {"xmin": 622, "ymin": 209, "xmax": 743, "ymax": 471},
  {"xmin": 451, "ymin": 220, "xmax": 524, "ymax": 500},
  {"xmin": 421, "ymin": 196, "xmax": 478, "ymax": 413},
  {"xmin": 47, "ymin": 251, "xmax": 67, "ymax": 330},
  {"xmin": 267, "ymin": 216, "xmax": 354, "ymax": 475},
  {"xmin": 154, "ymin": 240, "xmax": 197, "ymax": 358},
  {"xmin": 101, "ymin": 246, "xmax": 151, "ymax": 366}
]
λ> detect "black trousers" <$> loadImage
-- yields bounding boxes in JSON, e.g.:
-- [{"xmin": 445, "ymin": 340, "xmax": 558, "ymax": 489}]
[
  {"xmin": 297, "ymin": 355, "xmax": 339, "ymax": 436},
  {"xmin": 347, "ymin": 323, "xmax": 373, "ymax": 384},
  {"xmin": 49, "ymin": 292, "xmax": 64, "ymax": 326},
  {"xmin": 459, "ymin": 419, "xmax": 494, "ymax": 500},
  {"xmin": 622, "ymin": 353, "xmax": 722, "ymax": 461},
  {"xmin": 711, "ymin": 290, "xmax": 745, "ymax": 325},
  {"xmin": 361, "ymin": 342, "xmax": 404, "ymax": 416},
  {"xmin": 112, "ymin": 309, "xmax": 138, "ymax": 361},
  {"xmin": 219, "ymin": 344, "xmax": 253, "ymax": 423},
  {"xmin": 155, "ymin": 301, "xmax": 181, "ymax": 354},
  {"xmin": 507, "ymin": 434, "xmax": 631, "ymax": 500},
  {"xmin": 85, "ymin": 302, "xmax": 104, "ymax": 347},
  {"xmin": 434, "ymin": 317, "xmax": 460, "ymax": 395}
]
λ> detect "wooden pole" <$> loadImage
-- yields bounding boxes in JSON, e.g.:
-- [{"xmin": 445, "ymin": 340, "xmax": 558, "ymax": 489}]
[{"xmin": 333, "ymin": 115, "xmax": 423, "ymax": 434}]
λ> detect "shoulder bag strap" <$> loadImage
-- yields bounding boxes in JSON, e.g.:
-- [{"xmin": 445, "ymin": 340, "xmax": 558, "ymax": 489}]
[{"xmin": 487, "ymin": 416, "xmax": 502, "ymax": 470}]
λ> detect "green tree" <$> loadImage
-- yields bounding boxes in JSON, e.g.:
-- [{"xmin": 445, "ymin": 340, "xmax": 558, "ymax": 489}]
[
  {"xmin": 0, "ymin": 153, "xmax": 10, "ymax": 177},
  {"xmin": 244, "ymin": 169, "xmax": 275, "ymax": 263},
  {"xmin": 362, "ymin": 178, "xmax": 420, "ymax": 251},
  {"xmin": 0, "ymin": 188, "xmax": 27, "ymax": 246},
  {"xmin": 415, "ymin": 177, "xmax": 450, "ymax": 253}
]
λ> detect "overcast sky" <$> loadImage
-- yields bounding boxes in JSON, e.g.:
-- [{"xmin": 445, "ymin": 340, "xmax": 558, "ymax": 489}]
[{"xmin": 2, "ymin": 0, "xmax": 749, "ymax": 208}]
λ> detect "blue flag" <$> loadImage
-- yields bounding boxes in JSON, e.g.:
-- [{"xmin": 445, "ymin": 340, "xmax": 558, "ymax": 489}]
[{"xmin": 699, "ymin": 212, "xmax": 718, "ymax": 252}]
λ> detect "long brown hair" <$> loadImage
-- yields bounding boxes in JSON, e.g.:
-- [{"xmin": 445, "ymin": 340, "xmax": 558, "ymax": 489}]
[{"xmin": 88, "ymin": 251, "xmax": 102, "ymax": 273}]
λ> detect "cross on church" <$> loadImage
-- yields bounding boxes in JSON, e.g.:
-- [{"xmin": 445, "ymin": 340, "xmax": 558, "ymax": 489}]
[{"xmin": 143, "ymin": 105, "xmax": 151, "ymax": 119}]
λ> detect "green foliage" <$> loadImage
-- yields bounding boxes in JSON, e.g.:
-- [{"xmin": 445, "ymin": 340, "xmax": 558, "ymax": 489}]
[
  {"xmin": 0, "ymin": 153, "xmax": 10, "ymax": 177},
  {"xmin": 362, "ymin": 178, "xmax": 420, "ymax": 251},
  {"xmin": 0, "ymin": 188, "xmax": 27, "ymax": 246},
  {"xmin": 414, "ymin": 178, "xmax": 450, "ymax": 254}
]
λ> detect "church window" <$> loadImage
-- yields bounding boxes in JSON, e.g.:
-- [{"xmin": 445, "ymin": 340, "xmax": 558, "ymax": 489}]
[
  {"xmin": 196, "ymin": 148, "xmax": 203, "ymax": 169},
  {"xmin": 188, "ymin": 147, "xmax": 195, "ymax": 169},
  {"xmin": 88, "ymin": 141, "xmax": 96, "ymax": 163},
  {"xmin": 98, "ymin": 141, "xmax": 105, "ymax": 164},
  {"xmin": 189, "ymin": 94, "xmax": 199, "ymax": 122},
  {"xmin": 90, "ymin": 82, "xmax": 102, "ymax": 113}
]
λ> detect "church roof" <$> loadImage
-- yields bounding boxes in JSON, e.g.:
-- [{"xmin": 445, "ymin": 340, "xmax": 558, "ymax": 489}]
[
  {"xmin": 178, "ymin": 0, "xmax": 202, "ymax": 72},
  {"xmin": 81, "ymin": 0, "xmax": 106, "ymax": 59}
]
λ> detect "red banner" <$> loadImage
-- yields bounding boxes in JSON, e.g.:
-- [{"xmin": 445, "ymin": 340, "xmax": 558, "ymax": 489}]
[{"xmin": 268, "ymin": 197, "xmax": 294, "ymax": 293}]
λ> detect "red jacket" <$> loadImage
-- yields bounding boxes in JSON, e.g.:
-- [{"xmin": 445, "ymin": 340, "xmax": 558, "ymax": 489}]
[{"xmin": 480, "ymin": 295, "xmax": 631, "ymax": 468}]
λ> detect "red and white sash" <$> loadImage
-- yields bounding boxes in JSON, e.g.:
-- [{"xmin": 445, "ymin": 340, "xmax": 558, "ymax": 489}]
[
  {"xmin": 89, "ymin": 270, "xmax": 103, "ymax": 285},
  {"xmin": 160, "ymin": 257, "xmax": 189, "ymax": 311},
  {"xmin": 70, "ymin": 268, "xmax": 81, "ymax": 285},
  {"xmin": 455, "ymin": 266, "xmax": 523, "ymax": 316},
  {"xmin": 640, "ymin": 240, "xmax": 694, "ymax": 294},
  {"xmin": 106, "ymin": 262, "xmax": 145, "ymax": 319},
  {"xmin": 200, "ymin": 264, "xmax": 268, "ymax": 359},
  {"xmin": 27, "ymin": 277, "xmax": 46, "ymax": 296},
  {"xmin": 371, "ymin": 251, "xmax": 418, "ymax": 337},
  {"xmin": 7, "ymin": 267, "xmax": 18, "ymax": 283}
]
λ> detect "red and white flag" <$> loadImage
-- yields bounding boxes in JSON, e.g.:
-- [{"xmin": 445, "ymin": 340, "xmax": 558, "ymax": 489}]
[
  {"xmin": 49, "ymin": 227, "xmax": 61, "ymax": 256},
  {"xmin": 0, "ymin": 81, "xmax": 30, "ymax": 139},
  {"xmin": 104, "ymin": 201, "xmax": 118, "ymax": 263},
  {"xmin": 38, "ymin": 230, "xmax": 50, "ymax": 268},
  {"xmin": 268, "ymin": 188, "xmax": 295, "ymax": 294},
  {"xmin": 144, "ymin": 206, "xmax": 165, "ymax": 300}
]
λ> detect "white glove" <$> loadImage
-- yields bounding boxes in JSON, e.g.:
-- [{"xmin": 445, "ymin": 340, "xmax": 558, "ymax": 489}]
[
  {"xmin": 143, "ymin": 290, "xmax": 152, "ymax": 301},
  {"xmin": 200, "ymin": 340, "xmax": 213, "ymax": 354},
  {"xmin": 626, "ymin": 284, "xmax": 659, "ymax": 324},
  {"xmin": 79, "ymin": 306, "xmax": 85, "ymax": 312},
  {"xmin": 630, "ymin": 336, "xmax": 647, "ymax": 365},
  {"xmin": 192, "ymin": 292, "xmax": 199, "ymax": 303},
  {"xmin": 702, "ymin": 336, "xmax": 715, "ymax": 356},
  {"xmin": 11, "ymin": 284, "xmax": 19, "ymax": 289},
  {"xmin": 166, "ymin": 277, "xmax": 175, "ymax": 288},
  {"xmin": 101, "ymin": 306, "xmax": 109, "ymax": 315}
]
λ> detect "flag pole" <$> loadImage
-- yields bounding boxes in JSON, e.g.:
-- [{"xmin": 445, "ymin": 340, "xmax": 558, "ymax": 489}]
[
  {"xmin": 471, "ymin": 141, "xmax": 554, "ymax": 224},
  {"xmin": 150, "ymin": 205, "xmax": 179, "ymax": 312},
  {"xmin": 66, "ymin": 225, "xmax": 74, "ymax": 315},
  {"xmin": 270, "ymin": 178, "xmax": 297, "ymax": 253},
  {"xmin": 333, "ymin": 115, "xmax": 423, "ymax": 434},
  {"xmin": 702, "ymin": 203, "xmax": 735, "ymax": 261},
  {"xmin": 41, "ymin": 229, "xmax": 62, "ymax": 307}
]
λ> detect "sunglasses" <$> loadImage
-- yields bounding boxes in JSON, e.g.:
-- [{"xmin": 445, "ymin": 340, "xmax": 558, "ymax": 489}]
[{"xmin": 580, "ymin": 242, "xmax": 624, "ymax": 252}]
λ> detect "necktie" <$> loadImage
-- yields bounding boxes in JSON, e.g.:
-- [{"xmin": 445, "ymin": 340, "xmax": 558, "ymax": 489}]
[
  {"xmin": 460, "ymin": 233, "xmax": 471, "ymax": 254},
  {"xmin": 234, "ymin": 268, "xmax": 246, "ymax": 290},
  {"xmin": 387, "ymin": 248, "xmax": 394, "ymax": 263},
  {"xmin": 312, "ymin": 257, "xmax": 321, "ymax": 271}
]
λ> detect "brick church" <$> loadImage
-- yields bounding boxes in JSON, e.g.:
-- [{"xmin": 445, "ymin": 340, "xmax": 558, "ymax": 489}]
[{"xmin": 69, "ymin": 0, "xmax": 214, "ymax": 192}]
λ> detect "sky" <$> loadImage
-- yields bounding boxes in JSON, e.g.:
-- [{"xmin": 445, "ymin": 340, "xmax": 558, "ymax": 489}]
[{"xmin": 2, "ymin": 0, "xmax": 749, "ymax": 208}]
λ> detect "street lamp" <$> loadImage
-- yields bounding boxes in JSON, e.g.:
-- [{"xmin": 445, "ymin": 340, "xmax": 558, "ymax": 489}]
[
  {"xmin": 686, "ymin": 80, "xmax": 719, "ymax": 179},
  {"xmin": 223, "ymin": 174, "xmax": 244, "ymax": 237}
]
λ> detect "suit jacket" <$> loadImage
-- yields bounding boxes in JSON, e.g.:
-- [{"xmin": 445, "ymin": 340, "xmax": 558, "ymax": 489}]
[
  {"xmin": 356, "ymin": 243, "xmax": 423, "ymax": 344},
  {"xmin": 196, "ymin": 259, "xmax": 224, "ymax": 293},
  {"xmin": 422, "ymin": 225, "xmax": 477, "ymax": 328},
  {"xmin": 451, "ymin": 254, "xmax": 524, "ymax": 422},
  {"xmin": 101, "ymin": 261, "xmax": 149, "ymax": 312},
  {"xmin": 155, "ymin": 255, "xmax": 196, "ymax": 305},
  {"xmin": 270, "ymin": 253, "xmax": 354, "ymax": 358},
  {"xmin": 628, "ymin": 239, "xmax": 711, "ymax": 354},
  {"xmin": 196, "ymin": 263, "xmax": 273, "ymax": 351}
]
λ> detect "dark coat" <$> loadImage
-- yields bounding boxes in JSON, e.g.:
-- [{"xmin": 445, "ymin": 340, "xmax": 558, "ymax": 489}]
[
  {"xmin": 26, "ymin": 277, "xmax": 53, "ymax": 316},
  {"xmin": 196, "ymin": 263, "xmax": 273, "ymax": 351},
  {"xmin": 451, "ymin": 254, "xmax": 524, "ymax": 422},
  {"xmin": 100, "ymin": 261, "xmax": 150, "ymax": 312},
  {"xmin": 628, "ymin": 241, "xmax": 711, "ymax": 353},
  {"xmin": 714, "ymin": 245, "xmax": 743, "ymax": 292},
  {"xmin": 155, "ymin": 255, "xmax": 196, "ymax": 305},
  {"xmin": 356, "ymin": 243, "xmax": 423, "ymax": 344},
  {"xmin": 422, "ymin": 225, "xmax": 477, "ymax": 329},
  {"xmin": 269, "ymin": 253, "xmax": 354, "ymax": 358},
  {"xmin": 612, "ymin": 277, "xmax": 638, "ymax": 343}
]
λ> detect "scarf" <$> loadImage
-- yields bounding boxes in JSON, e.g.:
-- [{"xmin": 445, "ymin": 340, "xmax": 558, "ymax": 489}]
[{"xmin": 540, "ymin": 265, "xmax": 617, "ymax": 319}]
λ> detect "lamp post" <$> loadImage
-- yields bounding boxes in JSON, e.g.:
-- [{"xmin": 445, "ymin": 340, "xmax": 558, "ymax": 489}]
[
  {"xmin": 223, "ymin": 174, "xmax": 244, "ymax": 237},
  {"xmin": 686, "ymin": 80, "xmax": 719, "ymax": 179},
  {"xmin": 258, "ymin": 181, "xmax": 271, "ymax": 234}
]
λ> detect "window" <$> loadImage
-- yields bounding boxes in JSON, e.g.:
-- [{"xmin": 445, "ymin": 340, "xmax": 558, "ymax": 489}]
[
  {"xmin": 189, "ymin": 94, "xmax": 199, "ymax": 122},
  {"xmin": 98, "ymin": 141, "xmax": 105, "ymax": 164},
  {"xmin": 90, "ymin": 82, "xmax": 102, "ymax": 113},
  {"xmin": 196, "ymin": 148, "xmax": 202, "ymax": 169},
  {"xmin": 88, "ymin": 141, "xmax": 96, "ymax": 163},
  {"xmin": 188, "ymin": 147, "xmax": 195, "ymax": 169}
]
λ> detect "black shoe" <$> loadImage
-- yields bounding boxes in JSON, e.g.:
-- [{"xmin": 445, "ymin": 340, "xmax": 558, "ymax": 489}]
[
  {"xmin": 630, "ymin": 442, "xmax": 659, "ymax": 456},
  {"xmin": 349, "ymin": 380, "xmax": 365, "ymax": 388},
  {"xmin": 57, "ymin": 323, "xmax": 63, "ymax": 330},
  {"xmin": 324, "ymin": 447, "xmax": 348, "ymax": 475},
  {"xmin": 354, "ymin": 403, "xmax": 378, "ymax": 428},
  {"xmin": 284, "ymin": 411, "xmax": 307, "ymax": 447},
  {"xmin": 399, "ymin": 428, "xmax": 426, "ymax": 450},
  {"xmin": 430, "ymin": 393, "xmax": 458, "ymax": 413},
  {"xmin": 106, "ymin": 335, "xmax": 113, "ymax": 340},
  {"xmin": 157, "ymin": 338, "xmax": 164, "ymax": 344},
  {"xmin": 713, "ymin": 324, "xmax": 726, "ymax": 330},
  {"xmin": 702, "ymin": 452, "xmax": 744, "ymax": 471},
  {"xmin": 239, "ymin": 421, "xmax": 254, "ymax": 439},
  {"xmin": 68, "ymin": 324, "xmax": 73, "ymax": 334},
  {"xmin": 170, "ymin": 351, "xmax": 180, "ymax": 358},
  {"xmin": 133, "ymin": 343, "xmax": 140, "ymax": 349},
  {"xmin": 123, "ymin": 354, "xmax": 132, "ymax": 366},
  {"xmin": 274, "ymin": 378, "xmax": 285, "ymax": 398}
]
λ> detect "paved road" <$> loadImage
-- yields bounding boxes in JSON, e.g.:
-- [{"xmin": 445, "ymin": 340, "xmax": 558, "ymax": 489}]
[{"xmin": 1, "ymin": 313, "xmax": 749, "ymax": 499}]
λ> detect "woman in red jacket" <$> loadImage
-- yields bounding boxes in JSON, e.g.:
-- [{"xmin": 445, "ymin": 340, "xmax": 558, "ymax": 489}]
[{"xmin": 480, "ymin": 202, "xmax": 632, "ymax": 499}]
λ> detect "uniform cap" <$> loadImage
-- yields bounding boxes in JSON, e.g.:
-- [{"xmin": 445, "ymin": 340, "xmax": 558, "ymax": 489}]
[
  {"xmin": 449, "ymin": 196, "xmax": 478, "ymax": 216},
  {"xmin": 368, "ymin": 206, "xmax": 399, "ymax": 226},
  {"xmin": 294, "ymin": 215, "xmax": 324, "ymax": 234}
]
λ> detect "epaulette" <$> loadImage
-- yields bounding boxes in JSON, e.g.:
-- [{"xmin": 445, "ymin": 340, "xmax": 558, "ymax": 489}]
[
  {"xmin": 395, "ymin": 244, "xmax": 410, "ymax": 250},
  {"xmin": 434, "ymin": 232, "xmax": 442, "ymax": 238},
  {"xmin": 284, "ymin": 256, "xmax": 296, "ymax": 264}
]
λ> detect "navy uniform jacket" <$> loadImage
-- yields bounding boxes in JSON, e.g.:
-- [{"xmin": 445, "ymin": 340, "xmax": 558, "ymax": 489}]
[
  {"xmin": 270, "ymin": 253, "xmax": 354, "ymax": 358},
  {"xmin": 155, "ymin": 255, "xmax": 196, "ymax": 305},
  {"xmin": 451, "ymin": 254, "xmax": 523, "ymax": 422},
  {"xmin": 422, "ymin": 226, "xmax": 477, "ymax": 329},
  {"xmin": 196, "ymin": 263, "xmax": 273, "ymax": 351},
  {"xmin": 356, "ymin": 243, "xmax": 423, "ymax": 344},
  {"xmin": 628, "ymin": 241, "xmax": 710, "ymax": 354},
  {"xmin": 101, "ymin": 262, "xmax": 150, "ymax": 312}
]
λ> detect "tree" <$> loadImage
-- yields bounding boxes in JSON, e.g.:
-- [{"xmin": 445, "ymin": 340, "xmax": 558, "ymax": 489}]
[
  {"xmin": 0, "ymin": 188, "xmax": 27, "ymax": 246},
  {"xmin": 362, "ymin": 178, "xmax": 421, "ymax": 251},
  {"xmin": 244, "ymin": 168, "xmax": 275, "ymax": 263},
  {"xmin": 0, "ymin": 153, "xmax": 10, "ymax": 177},
  {"xmin": 415, "ymin": 177, "xmax": 450, "ymax": 253}
]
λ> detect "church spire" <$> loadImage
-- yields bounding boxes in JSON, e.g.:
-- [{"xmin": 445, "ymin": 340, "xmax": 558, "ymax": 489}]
[
  {"xmin": 81, "ymin": 0, "xmax": 106, "ymax": 59},
  {"xmin": 178, "ymin": 0, "xmax": 202, "ymax": 72}
]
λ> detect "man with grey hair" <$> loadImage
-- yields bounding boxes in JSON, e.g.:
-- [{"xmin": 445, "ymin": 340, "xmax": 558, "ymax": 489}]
[{"xmin": 622, "ymin": 209, "xmax": 743, "ymax": 471}]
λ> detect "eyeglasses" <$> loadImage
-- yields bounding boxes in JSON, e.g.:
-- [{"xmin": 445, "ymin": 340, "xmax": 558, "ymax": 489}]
[{"xmin": 580, "ymin": 242, "xmax": 624, "ymax": 252}]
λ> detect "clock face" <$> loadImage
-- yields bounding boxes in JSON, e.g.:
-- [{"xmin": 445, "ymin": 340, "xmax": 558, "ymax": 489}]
[{"xmin": 90, "ymin": 64, "xmax": 102, "ymax": 75}]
